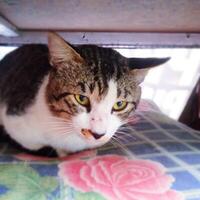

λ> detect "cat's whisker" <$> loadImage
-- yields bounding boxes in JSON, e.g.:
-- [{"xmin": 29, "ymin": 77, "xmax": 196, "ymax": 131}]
[
  {"xmin": 116, "ymin": 134, "xmax": 134, "ymax": 139},
  {"xmin": 45, "ymin": 124, "xmax": 73, "ymax": 128},
  {"xmin": 121, "ymin": 126, "xmax": 137, "ymax": 135},
  {"xmin": 115, "ymin": 129, "xmax": 138, "ymax": 141},
  {"xmin": 117, "ymin": 128, "xmax": 135, "ymax": 133},
  {"xmin": 121, "ymin": 120, "xmax": 137, "ymax": 126},
  {"xmin": 115, "ymin": 131, "xmax": 129, "ymax": 136},
  {"xmin": 47, "ymin": 115, "xmax": 70, "ymax": 120},
  {"xmin": 43, "ymin": 122, "xmax": 73, "ymax": 127},
  {"xmin": 48, "ymin": 117, "xmax": 72, "ymax": 123},
  {"xmin": 113, "ymin": 135, "xmax": 126, "ymax": 142},
  {"xmin": 115, "ymin": 132, "xmax": 134, "ymax": 138},
  {"xmin": 116, "ymin": 130, "xmax": 126, "ymax": 133},
  {"xmin": 47, "ymin": 126, "xmax": 74, "ymax": 131},
  {"xmin": 117, "ymin": 127, "xmax": 132, "ymax": 133},
  {"xmin": 114, "ymin": 133, "xmax": 134, "ymax": 141},
  {"xmin": 48, "ymin": 128, "xmax": 74, "ymax": 133},
  {"xmin": 46, "ymin": 117, "xmax": 72, "ymax": 123},
  {"xmin": 45, "ymin": 121, "xmax": 71, "ymax": 125},
  {"xmin": 48, "ymin": 129, "xmax": 74, "ymax": 133},
  {"xmin": 43, "ymin": 124, "xmax": 69, "ymax": 128},
  {"xmin": 44, "ymin": 120, "xmax": 73, "ymax": 125},
  {"xmin": 44, "ymin": 124, "xmax": 73, "ymax": 129},
  {"xmin": 109, "ymin": 139, "xmax": 118, "ymax": 148},
  {"xmin": 113, "ymin": 134, "xmax": 129, "ymax": 143},
  {"xmin": 48, "ymin": 129, "xmax": 74, "ymax": 135},
  {"xmin": 111, "ymin": 137, "xmax": 133, "ymax": 157},
  {"xmin": 112, "ymin": 136, "xmax": 128, "ymax": 147},
  {"xmin": 119, "ymin": 125, "xmax": 135, "ymax": 130},
  {"xmin": 117, "ymin": 129, "xmax": 134, "ymax": 136},
  {"xmin": 109, "ymin": 138, "xmax": 124, "ymax": 150},
  {"xmin": 46, "ymin": 126, "xmax": 74, "ymax": 131}
]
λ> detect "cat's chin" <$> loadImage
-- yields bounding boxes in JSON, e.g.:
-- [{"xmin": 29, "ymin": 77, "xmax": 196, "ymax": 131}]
[{"xmin": 54, "ymin": 134, "xmax": 111, "ymax": 157}]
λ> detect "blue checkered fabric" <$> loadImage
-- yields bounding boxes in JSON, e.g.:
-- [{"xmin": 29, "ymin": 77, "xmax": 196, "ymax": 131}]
[
  {"xmin": 0, "ymin": 109, "xmax": 200, "ymax": 199},
  {"xmin": 99, "ymin": 111, "xmax": 200, "ymax": 200}
]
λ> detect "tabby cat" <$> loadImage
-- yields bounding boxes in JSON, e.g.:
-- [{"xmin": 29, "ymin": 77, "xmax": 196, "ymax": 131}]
[{"xmin": 0, "ymin": 33, "xmax": 169, "ymax": 156}]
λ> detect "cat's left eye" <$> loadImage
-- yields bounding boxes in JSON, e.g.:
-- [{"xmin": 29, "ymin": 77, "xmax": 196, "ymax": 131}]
[
  {"xmin": 112, "ymin": 101, "xmax": 128, "ymax": 112},
  {"xmin": 74, "ymin": 94, "xmax": 90, "ymax": 107}
]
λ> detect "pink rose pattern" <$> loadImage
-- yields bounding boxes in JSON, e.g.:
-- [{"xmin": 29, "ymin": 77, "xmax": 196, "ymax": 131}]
[{"xmin": 59, "ymin": 155, "xmax": 184, "ymax": 200}]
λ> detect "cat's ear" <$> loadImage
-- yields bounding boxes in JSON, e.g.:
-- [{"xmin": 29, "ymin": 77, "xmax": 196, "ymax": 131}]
[
  {"xmin": 48, "ymin": 32, "xmax": 84, "ymax": 67},
  {"xmin": 128, "ymin": 57, "xmax": 170, "ymax": 70},
  {"xmin": 128, "ymin": 57, "xmax": 170, "ymax": 84}
]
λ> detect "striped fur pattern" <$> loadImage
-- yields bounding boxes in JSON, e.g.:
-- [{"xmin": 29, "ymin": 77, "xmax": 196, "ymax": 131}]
[
  {"xmin": 0, "ymin": 33, "xmax": 169, "ymax": 155},
  {"xmin": 47, "ymin": 36, "xmax": 141, "ymax": 121}
]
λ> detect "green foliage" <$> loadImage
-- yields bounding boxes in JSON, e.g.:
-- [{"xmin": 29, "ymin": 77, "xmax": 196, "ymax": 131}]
[
  {"xmin": 75, "ymin": 191, "xmax": 106, "ymax": 200},
  {"xmin": 0, "ymin": 164, "xmax": 58, "ymax": 200}
]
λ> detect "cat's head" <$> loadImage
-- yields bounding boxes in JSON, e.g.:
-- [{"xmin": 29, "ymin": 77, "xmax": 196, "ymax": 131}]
[{"xmin": 46, "ymin": 32, "xmax": 169, "ymax": 152}]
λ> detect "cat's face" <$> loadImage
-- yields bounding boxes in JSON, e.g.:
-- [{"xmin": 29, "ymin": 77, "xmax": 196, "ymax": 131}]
[{"xmin": 46, "ymin": 33, "xmax": 169, "ymax": 152}]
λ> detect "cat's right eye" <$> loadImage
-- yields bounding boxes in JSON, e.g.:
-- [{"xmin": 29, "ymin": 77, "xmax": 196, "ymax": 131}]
[
  {"xmin": 112, "ymin": 101, "xmax": 128, "ymax": 112},
  {"xmin": 74, "ymin": 94, "xmax": 90, "ymax": 107}
]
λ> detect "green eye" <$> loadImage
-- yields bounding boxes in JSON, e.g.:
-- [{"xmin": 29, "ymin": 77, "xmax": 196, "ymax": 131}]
[
  {"xmin": 74, "ymin": 94, "xmax": 90, "ymax": 107},
  {"xmin": 113, "ymin": 101, "xmax": 128, "ymax": 112}
]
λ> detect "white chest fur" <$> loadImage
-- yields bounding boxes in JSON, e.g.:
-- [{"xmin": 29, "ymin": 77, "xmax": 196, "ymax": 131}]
[{"xmin": 0, "ymin": 75, "xmax": 53, "ymax": 150}]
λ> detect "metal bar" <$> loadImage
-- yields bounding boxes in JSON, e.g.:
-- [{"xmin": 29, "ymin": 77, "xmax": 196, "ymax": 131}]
[
  {"xmin": 0, "ymin": 16, "xmax": 19, "ymax": 37},
  {"xmin": 0, "ymin": 31, "xmax": 200, "ymax": 48}
]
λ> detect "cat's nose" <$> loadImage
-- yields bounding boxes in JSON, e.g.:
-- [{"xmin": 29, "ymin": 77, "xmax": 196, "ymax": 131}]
[
  {"xmin": 91, "ymin": 117, "xmax": 102, "ymax": 122},
  {"xmin": 81, "ymin": 129, "xmax": 105, "ymax": 140}
]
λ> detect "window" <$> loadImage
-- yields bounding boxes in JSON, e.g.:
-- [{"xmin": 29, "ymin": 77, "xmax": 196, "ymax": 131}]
[
  {"xmin": 0, "ymin": 46, "xmax": 16, "ymax": 60},
  {"xmin": 117, "ymin": 48, "xmax": 200, "ymax": 119}
]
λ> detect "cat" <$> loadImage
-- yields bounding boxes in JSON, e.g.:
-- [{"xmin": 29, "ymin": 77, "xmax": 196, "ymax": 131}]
[{"xmin": 0, "ymin": 32, "xmax": 169, "ymax": 156}]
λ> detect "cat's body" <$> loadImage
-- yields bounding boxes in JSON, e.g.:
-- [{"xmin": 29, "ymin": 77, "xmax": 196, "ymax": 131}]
[
  {"xmin": 0, "ymin": 33, "xmax": 169, "ymax": 156},
  {"xmin": 0, "ymin": 45, "xmax": 55, "ymax": 151}
]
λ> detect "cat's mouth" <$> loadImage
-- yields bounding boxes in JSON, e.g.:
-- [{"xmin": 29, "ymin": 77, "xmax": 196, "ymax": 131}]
[{"xmin": 81, "ymin": 129, "xmax": 105, "ymax": 140}]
